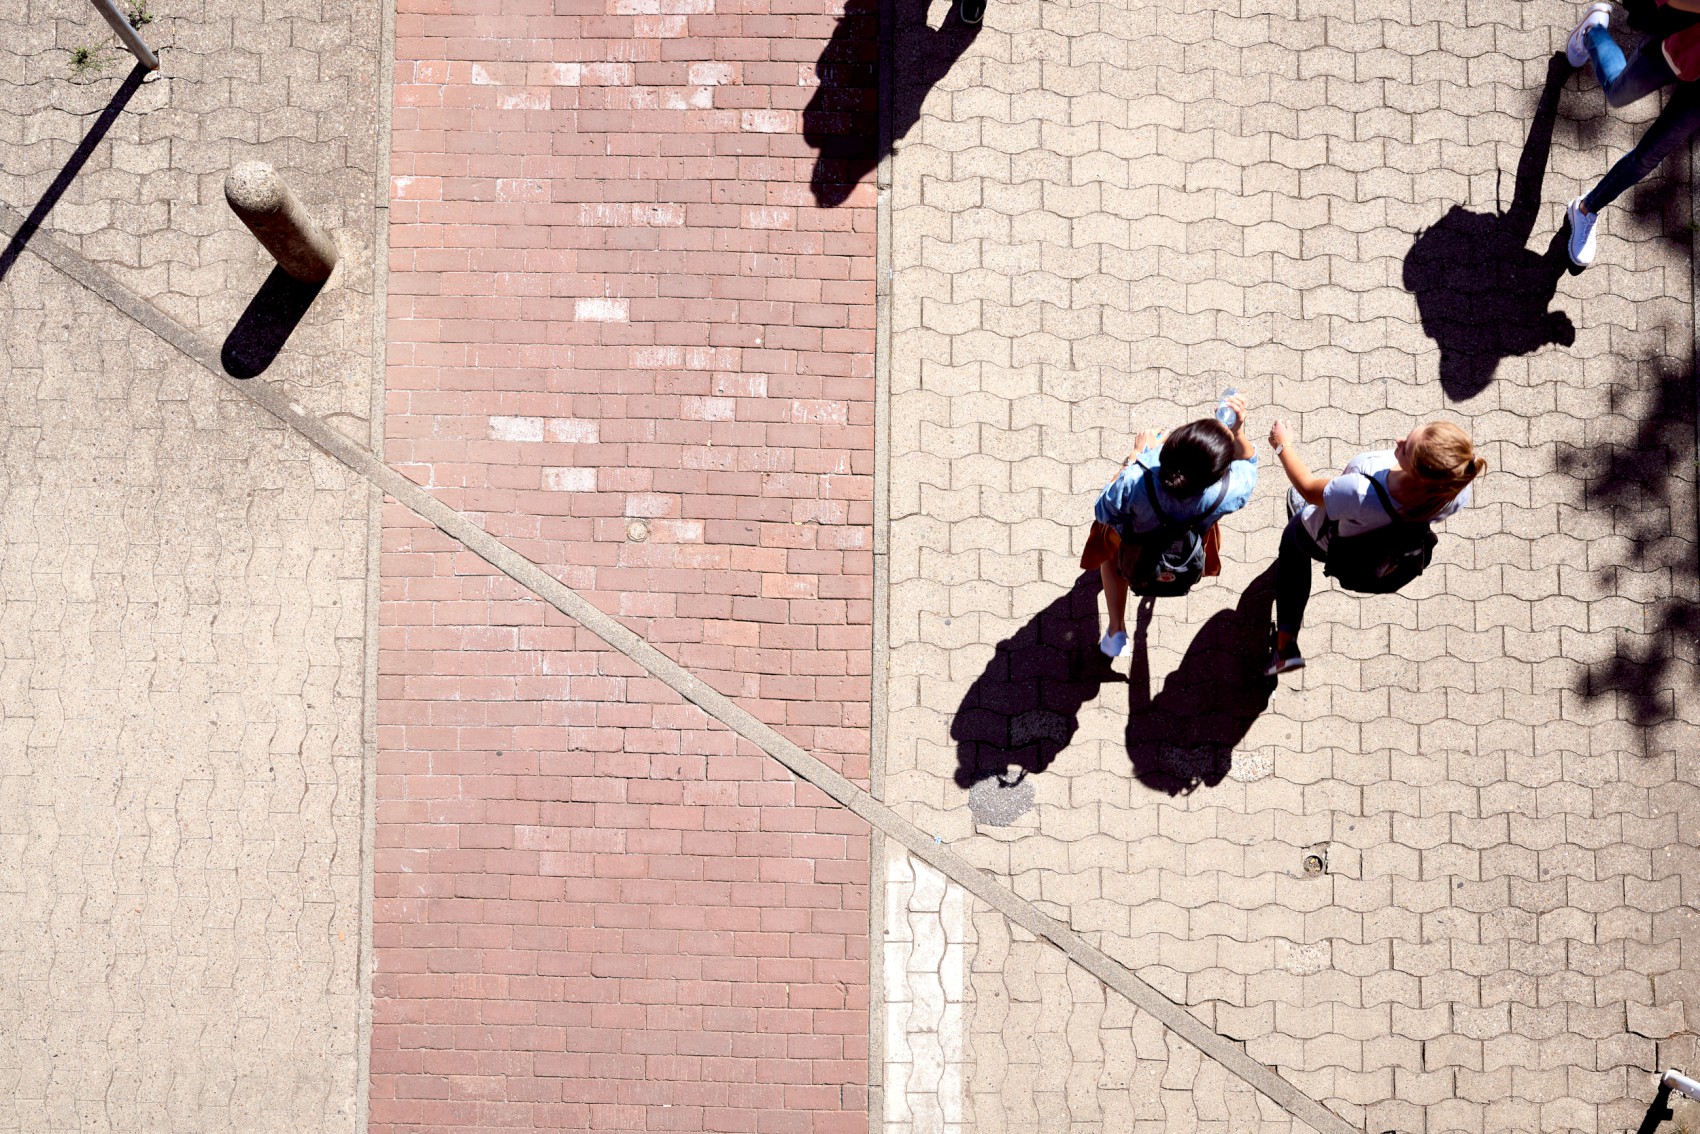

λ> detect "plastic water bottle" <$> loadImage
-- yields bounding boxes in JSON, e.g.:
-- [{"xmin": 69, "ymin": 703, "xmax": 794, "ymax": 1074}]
[{"xmin": 1214, "ymin": 387, "xmax": 1239, "ymax": 430}]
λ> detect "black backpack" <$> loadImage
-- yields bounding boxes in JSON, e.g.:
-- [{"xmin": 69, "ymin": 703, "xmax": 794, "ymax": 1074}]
[
  {"xmin": 1117, "ymin": 477, "xmax": 1224, "ymax": 598},
  {"xmin": 1322, "ymin": 474, "xmax": 1436, "ymax": 594},
  {"xmin": 1627, "ymin": 0, "xmax": 1700, "ymax": 36}
]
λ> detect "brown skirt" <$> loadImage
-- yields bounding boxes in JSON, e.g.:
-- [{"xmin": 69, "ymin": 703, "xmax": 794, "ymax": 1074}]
[{"xmin": 1081, "ymin": 520, "xmax": 1221, "ymax": 578}]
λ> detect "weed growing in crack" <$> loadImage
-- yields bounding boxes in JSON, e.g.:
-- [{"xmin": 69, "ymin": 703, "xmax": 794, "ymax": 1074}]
[
  {"xmin": 68, "ymin": 45, "xmax": 107, "ymax": 75},
  {"xmin": 125, "ymin": 1, "xmax": 154, "ymax": 27}
]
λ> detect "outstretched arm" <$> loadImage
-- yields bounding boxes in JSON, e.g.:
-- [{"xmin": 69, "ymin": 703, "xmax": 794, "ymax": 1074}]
[{"xmin": 1269, "ymin": 419, "xmax": 1329, "ymax": 506}]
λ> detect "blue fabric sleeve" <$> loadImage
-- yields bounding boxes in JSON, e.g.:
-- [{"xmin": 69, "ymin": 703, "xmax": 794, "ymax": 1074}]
[
  {"xmin": 1213, "ymin": 455, "xmax": 1258, "ymax": 518},
  {"xmin": 1094, "ymin": 448, "xmax": 1160, "ymax": 527}
]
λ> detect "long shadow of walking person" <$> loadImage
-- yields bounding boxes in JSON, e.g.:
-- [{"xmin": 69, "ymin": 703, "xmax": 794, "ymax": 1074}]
[
  {"xmin": 1403, "ymin": 53, "xmax": 1578, "ymax": 401},
  {"xmin": 952, "ymin": 572, "xmax": 1124, "ymax": 791},
  {"xmin": 1125, "ymin": 566, "xmax": 1278, "ymax": 795},
  {"xmin": 802, "ymin": 0, "xmax": 982, "ymax": 207}
]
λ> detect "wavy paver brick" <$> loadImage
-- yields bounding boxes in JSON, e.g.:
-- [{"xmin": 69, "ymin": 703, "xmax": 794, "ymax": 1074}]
[
  {"xmin": 0, "ymin": 1, "xmax": 382, "ymax": 1131},
  {"xmin": 882, "ymin": 0, "xmax": 1700, "ymax": 1130}
]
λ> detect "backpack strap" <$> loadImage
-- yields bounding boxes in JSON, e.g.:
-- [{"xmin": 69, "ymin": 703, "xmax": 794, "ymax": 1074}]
[
  {"xmin": 1140, "ymin": 474, "xmax": 1226, "ymax": 535},
  {"xmin": 1366, "ymin": 473, "xmax": 1414, "ymax": 525}
]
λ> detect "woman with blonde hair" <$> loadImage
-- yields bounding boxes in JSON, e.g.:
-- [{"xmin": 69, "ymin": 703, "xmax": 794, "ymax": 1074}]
[{"xmin": 1264, "ymin": 419, "xmax": 1486, "ymax": 676}]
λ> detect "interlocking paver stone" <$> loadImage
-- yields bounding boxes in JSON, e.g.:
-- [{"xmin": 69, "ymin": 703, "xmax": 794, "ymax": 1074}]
[
  {"xmin": 0, "ymin": 3, "xmax": 382, "ymax": 1130},
  {"xmin": 881, "ymin": 0, "xmax": 1700, "ymax": 1128}
]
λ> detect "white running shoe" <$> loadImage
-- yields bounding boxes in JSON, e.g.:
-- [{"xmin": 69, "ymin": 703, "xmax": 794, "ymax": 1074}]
[
  {"xmin": 1099, "ymin": 630, "xmax": 1128, "ymax": 658},
  {"xmin": 1567, "ymin": 196, "xmax": 1599, "ymax": 268},
  {"xmin": 1566, "ymin": 2, "xmax": 1612, "ymax": 68}
]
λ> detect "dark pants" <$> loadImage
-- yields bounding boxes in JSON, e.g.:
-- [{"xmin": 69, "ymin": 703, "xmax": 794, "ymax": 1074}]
[
  {"xmin": 1583, "ymin": 27, "xmax": 1700, "ymax": 212},
  {"xmin": 1274, "ymin": 515, "xmax": 1325, "ymax": 637}
]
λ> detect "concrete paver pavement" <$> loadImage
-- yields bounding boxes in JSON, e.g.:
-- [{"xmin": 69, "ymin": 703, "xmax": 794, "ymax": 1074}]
[{"xmin": 881, "ymin": 0, "xmax": 1700, "ymax": 1130}]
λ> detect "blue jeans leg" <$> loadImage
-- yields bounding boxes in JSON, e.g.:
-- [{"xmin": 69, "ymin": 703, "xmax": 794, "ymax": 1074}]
[
  {"xmin": 1585, "ymin": 82, "xmax": 1700, "ymax": 212},
  {"xmin": 1588, "ymin": 27, "xmax": 1676, "ymax": 107}
]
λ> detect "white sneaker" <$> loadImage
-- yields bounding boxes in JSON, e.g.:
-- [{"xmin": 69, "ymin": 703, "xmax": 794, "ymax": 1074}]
[
  {"xmin": 1566, "ymin": 2, "xmax": 1612, "ymax": 68},
  {"xmin": 1099, "ymin": 630, "xmax": 1128, "ymax": 658},
  {"xmin": 1567, "ymin": 196, "xmax": 1599, "ymax": 267}
]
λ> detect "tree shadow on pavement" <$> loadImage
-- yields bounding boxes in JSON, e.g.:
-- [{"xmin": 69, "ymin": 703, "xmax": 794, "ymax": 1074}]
[
  {"xmin": 952, "ymin": 572, "xmax": 1124, "ymax": 790},
  {"xmin": 1560, "ymin": 358, "xmax": 1699, "ymax": 731},
  {"xmin": 1403, "ymin": 53, "xmax": 1578, "ymax": 402},
  {"xmin": 802, "ymin": 0, "xmax": 981, "ymax": 207},
  {"xmin": 0, "ymin": 63, "xmax": 149, "ymax": 284},
  {"xmin": 221, "ymin": 266, "xmax": 324, "ymax": 379},
  {"xmin": 1124, "ymin": 565, "xmax": 1278, "ymax": 795}
]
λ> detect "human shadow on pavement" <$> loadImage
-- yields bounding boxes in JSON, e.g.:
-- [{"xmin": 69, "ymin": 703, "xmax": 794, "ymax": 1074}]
[
  {"xmin": 0, "ymin": 63, "xmax": 148, "ymax": 284},
  {"xmin": 1124, "ymin": 566, "xmax": 1278, "ymax": 795},
  {"xmin": 802, "ymin": 0, "xmax": 981, "ymax": 207},
  {"xmin": 1560, "ymin": 358, "xmax": 1698, "ymax": 730},
  {"xmin": 951, "ymin": 572, "xmax": 1124, "ymax": 789},
  {"xmin": 951, "ymin": 567, "xmax": 1280, "ymax": 799},
  {"xmin": 1403, "ymin": 53, "xmax": 1578, "ymax": 401},
  {"xmin": 221, "ymin": 266, "xmax": 324, "ymax": 379}
]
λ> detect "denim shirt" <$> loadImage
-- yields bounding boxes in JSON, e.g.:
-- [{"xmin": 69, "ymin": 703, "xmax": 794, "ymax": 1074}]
[{"xmin": 1094, "ymin": 447, "xmax": 1258, "ymax": 536}]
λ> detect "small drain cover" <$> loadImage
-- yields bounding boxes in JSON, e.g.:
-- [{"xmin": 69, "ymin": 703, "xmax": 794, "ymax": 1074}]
[{"xmin": 968, "ymin": 774, "xmax": 1035, "ymax": 826}]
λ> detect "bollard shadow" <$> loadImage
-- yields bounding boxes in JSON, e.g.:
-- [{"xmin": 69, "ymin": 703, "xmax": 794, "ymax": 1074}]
[
  {"xmin": 0, "ymin": 63, "xmax": 148, "ymax": 284},
  {"xmin": 951, "ymin": 572, "xmax": 1125, "ymax": 789},
  {"xmin": 1559, "ymin": 357, "xmax": 1699, "ymax": 732},
  {"xmin": 1125, "ymin": 565, "xmax": 1278, "ymax": 795},
  {"xmin": 1402, "ymin": 53, "xmax": 1578, "ymax": 401},
  {"xmin": 220, "ymin": 266, "xmax": 323, "ymax": 379},
  {"xmin": 802, "ymin": 0, "xmax": 981, "ymax": 207}
]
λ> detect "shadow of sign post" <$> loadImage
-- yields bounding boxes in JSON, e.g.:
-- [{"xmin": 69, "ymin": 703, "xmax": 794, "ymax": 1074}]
[{"xmin": 0, "ymin": 63, "xmax": 149, "ymax": 284}]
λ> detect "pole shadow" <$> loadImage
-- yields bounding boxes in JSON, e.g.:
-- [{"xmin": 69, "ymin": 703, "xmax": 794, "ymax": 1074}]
[
  {"xmin": 1632, "ymin": 1083, "xmax": 1672, "ymax": 1134},
  {"xmin": 1402, "ymin": 53, "xmax": 1578, "ymax": 401},
  {"xmin": 220, "ymin": 266, "xmax": 324, "ymax": 379},
  {"xmin": 1124, "ymin": 565, "xmax": 1278, "ymax": 795},
  {"xmin": 0, "ymin": 63, "xmax": 149, "ymax": 284},
  {"xmin": 951, "ymin": 572, "xmax": 1125, "ymax": 789},
  {"xmin": 802, "ymin": 0, "xmax": 981, "ymax": 207},
  {"xmin": 1559, "ymin": 356, "xmax": 1699, "ymax": 731}
]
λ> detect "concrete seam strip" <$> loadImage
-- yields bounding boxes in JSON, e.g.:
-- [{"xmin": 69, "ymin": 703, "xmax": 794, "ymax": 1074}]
[
  {"xmin": 357, "ymin": 0, "xmax": 399, "ymax": 1126},
  {"xmin": 0, "ymin": 201, "xmax": 1359, "ymax": 1134},
  {"xmin": 866, "ymin": 0, "xmax": 899, "ymax": 1121}
]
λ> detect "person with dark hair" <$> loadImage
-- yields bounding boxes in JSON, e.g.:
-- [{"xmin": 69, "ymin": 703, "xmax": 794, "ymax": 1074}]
[
  {"xmin": 1264, "ymin": 419, "xmax": 1486, "ymax": 676},
  {"xmin": 1562, "ymin": 0, "xmax": 1700, "ymax": 267},
  {"xmin": 1081, "ymin": 396, "xmax": 1257, "ymax": 657}
]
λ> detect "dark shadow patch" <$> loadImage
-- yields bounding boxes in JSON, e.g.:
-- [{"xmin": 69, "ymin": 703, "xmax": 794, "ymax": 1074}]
[
  {"xmin": 1125, "ymin": 567, "xmax": 1278, "ymax": 795},
  {"xmin": 0, "ymin": 63, "xmax": 148, "ymax": 284},
  {"xmin": 951, "ymin": 571, "xmax": 1124, "ymax": 789},
  {"xmin": 221, "ymin": 266, "xmax": 324, "ymax": 379},
  {"xmin": 1560, "ymin": 359, "xmax": 1699, "ymax": 731},
  {"xmin": 1403, "ymin": 53, "xmax": 1578, "ymax": 401},
  {"xmin": 1632, "ymin": 1083, "xmax": 1672, "ymax": 1134},
  {"xmin": 802, "ymin": 0, "xmax": 981, "ymax": 207}
]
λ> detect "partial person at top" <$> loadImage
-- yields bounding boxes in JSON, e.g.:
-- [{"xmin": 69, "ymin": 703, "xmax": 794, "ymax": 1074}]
[
  {"xmin": 1083, "ymin": 395, "xmax": 1258, "ymax": 659},
  {"xmin": 1563, "ymin": 0, "xmax": 1700, "ymax": 266},
  {"xmin": 1264, "ymin": 419, "xmax": 1486, "ymax": 677}
]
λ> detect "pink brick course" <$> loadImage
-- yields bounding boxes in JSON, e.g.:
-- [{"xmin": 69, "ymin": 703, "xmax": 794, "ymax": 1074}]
[{"xmin": 375, "ymin": 0, "xmax": 876, "ymax": 1126}]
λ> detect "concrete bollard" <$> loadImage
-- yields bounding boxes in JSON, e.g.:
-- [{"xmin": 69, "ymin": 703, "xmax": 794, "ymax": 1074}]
[{"xmin": 224, "ymin": 162, "xmax": 338, "ymax": 283}]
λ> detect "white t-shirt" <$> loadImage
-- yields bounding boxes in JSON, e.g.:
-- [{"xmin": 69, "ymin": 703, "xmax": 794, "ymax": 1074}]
[{"xmin": 1297, "ymin": 450, "xmax": 1470, "ymax": 549}]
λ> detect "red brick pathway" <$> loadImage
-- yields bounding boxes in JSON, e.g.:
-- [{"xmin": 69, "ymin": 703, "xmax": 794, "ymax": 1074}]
[{"xmin": 373, "ymin": 0, "xmax": 877, "ymax": 1128}]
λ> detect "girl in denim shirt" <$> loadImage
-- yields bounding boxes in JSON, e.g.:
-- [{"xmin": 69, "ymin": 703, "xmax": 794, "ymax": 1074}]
[{"xmin": 1082, "ymin": 396, "xmax": 1258, "ymax": 657}]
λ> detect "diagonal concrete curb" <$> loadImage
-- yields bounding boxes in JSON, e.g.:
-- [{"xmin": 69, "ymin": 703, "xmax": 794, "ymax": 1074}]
[{"xmin": 0, "ymin": 198, "xmax": 1361, "ymax": 1134}]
